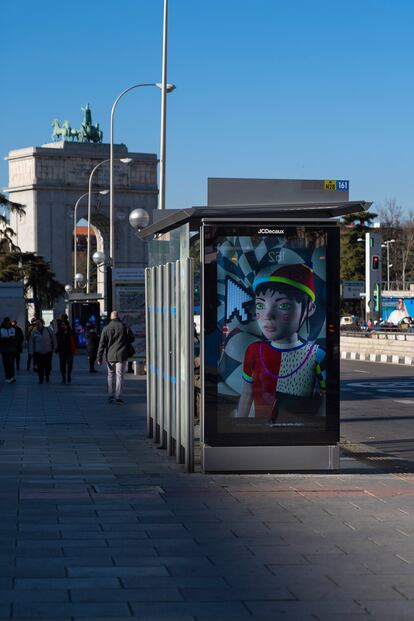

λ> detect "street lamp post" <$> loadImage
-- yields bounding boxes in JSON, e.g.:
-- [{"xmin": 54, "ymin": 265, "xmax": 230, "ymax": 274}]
[
  {"xmin": 73, "ymin": 190, "xmax": 108, "ymax": 289},
  {"xmin": 357, "ymin": 237, "xmax": 366, "ymax": 320},
  {"xmin": 381, "ymin": 239, "xmax": 396, "ymax": 290},
  {"xmin": 86, "ymin": 162, "xmax": 110, "ymax": 293},
  {"xmin": 109, "ymin": 82, "xmax": 175, "ymax": 269},
  {"xmin": 92, "ymin": 250, "xmax": 112, "ymax": 317},
  {"xmin": 86, "ymin": 158, "xmax": 131, "ymax": 294},
  {"xmin": 159, "ymin": 0, "xmax": 169, "ymax": 211}
]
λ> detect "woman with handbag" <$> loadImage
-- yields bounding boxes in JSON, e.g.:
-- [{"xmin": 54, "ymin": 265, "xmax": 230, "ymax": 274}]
[{"xmin": 56, "ymin": 320, "xmax": 75, "ymax": 384}]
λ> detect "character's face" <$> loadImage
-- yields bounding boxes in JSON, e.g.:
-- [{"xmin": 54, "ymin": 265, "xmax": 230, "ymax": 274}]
[{"xmin": 255, "ymin": 289, "xmax": 309, "ymax": 342}]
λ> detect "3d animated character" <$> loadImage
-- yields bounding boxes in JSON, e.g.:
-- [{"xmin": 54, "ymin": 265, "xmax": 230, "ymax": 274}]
[{"xmin": 236, "ymin": 263, "xmax": 326, "ymax": 423}]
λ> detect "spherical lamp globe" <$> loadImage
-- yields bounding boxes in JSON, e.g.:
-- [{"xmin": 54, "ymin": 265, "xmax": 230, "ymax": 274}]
[
  {"xmin": 92, "ymin": 251, "xmax": 106, "ymax": 266},
  {"xmin": 129, "ymin": 208, "xmax": 150, "ymax": 233}
]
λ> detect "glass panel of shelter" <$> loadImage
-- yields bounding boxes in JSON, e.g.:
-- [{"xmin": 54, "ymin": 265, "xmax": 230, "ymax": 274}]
[
  {"xmin": 144, "ymin": 267, "xmax": 152, "ymax": 437},
  {"xmin": 147, "ymin": 223, "xmax": 195, "ymax": 469}
]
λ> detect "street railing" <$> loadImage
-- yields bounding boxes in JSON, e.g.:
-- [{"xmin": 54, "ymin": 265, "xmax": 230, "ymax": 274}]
[{"xmin": 341, "ymin": 329, "xmax": 414, "ymax": 341}]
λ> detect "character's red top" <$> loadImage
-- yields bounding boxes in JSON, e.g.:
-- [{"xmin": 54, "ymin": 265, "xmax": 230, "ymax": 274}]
[{"xmin": 242, "ymin": 340, "xmax": 325, "ymax": 418}]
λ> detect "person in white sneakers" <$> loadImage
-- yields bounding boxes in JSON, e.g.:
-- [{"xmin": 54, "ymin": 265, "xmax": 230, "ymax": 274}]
[
  {"xmin": 97, "ymin": 311, "xmax": 135, "ymax": 405},
  {"xmin": 0, "ymin": 317, "xmax": 17, "ymax": 384}
]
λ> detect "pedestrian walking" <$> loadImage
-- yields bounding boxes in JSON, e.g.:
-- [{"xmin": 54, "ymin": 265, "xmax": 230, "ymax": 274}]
[
  {"xmin": 10, "ymin": 320, "xmax": 24, "ymax": 371},
  {"xmin": 28, "ymin": 319, "xmax": 55, "ymax": 384},
  {"xmin": 86, "ymin": 327, "xmax": 100, "ymax": 373},
  {"xmin": 56, "ymin": 320, "xmax": 76, "ymax": 383},
  {"xmin": 0, "ymin": 317, "xmax": 17, "ymax": 383},
  {"xmin": 55, "ymin": 313, "xmax": 69, "ymax": 333},
  {"xmin": 97, "ymin": 310, "xmax": 135, "ymax": 404},
  {"xmin": 26, "ymin": 317, "xmax": 38, "ymax": 371}
]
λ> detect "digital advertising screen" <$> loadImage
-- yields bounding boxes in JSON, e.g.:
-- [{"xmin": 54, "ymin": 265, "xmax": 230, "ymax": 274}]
[
  {"xmin": 203, "ymin": 224, "xmax": 339, "ymax": 447},
  {"xmin": 71, "ymin": 302, "xmax": 101, "ymax": 349}
]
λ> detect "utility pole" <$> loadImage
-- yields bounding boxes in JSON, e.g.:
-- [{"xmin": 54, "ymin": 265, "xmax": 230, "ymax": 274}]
[
  {"xmin": 365, "ymin": 232, "xmax": 383, "ymax": 322},
  {"xmin": 159, "ymin": 0, "xmax": 169, "ymax": 210}
]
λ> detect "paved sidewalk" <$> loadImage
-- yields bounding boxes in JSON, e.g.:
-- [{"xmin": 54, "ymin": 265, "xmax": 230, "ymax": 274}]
[{"xmin": 1, "ymin": 357, "xmax": 414, "ymax": 620}]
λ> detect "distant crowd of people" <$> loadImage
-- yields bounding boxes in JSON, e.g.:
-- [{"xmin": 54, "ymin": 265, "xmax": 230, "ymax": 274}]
[{"xmin": 0, "ymin": 311, "xmax": 134, "ymax": 404}]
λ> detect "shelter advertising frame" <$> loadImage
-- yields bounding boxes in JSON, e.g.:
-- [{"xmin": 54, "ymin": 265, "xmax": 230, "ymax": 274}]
[
  {"xmin": 201, "ymin": 221, "xmax": 340, "ymax": 471},
  {"xmin": 140, "ymin": 199, "xmax": 371, "ymax": 473}
]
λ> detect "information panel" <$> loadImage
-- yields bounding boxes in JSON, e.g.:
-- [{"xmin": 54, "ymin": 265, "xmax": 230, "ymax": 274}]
[
  {"xmin": 203, "ymin": 224, "xmax": 339, "ymax": 447},
  {"xmin": 115, "ymin": 284, "xmax": 146, "ymax": 359}
]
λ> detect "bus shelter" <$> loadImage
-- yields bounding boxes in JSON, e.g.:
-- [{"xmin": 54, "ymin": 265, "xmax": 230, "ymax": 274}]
[{"xmin": 140, "ymin": 200, "xmax": 371, "ymax": 472}]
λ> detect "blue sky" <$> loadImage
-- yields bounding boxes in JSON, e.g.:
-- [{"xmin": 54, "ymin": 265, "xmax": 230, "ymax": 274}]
[{"xmin": 2, "ymin": 0, "xmax": 414, "ymax": 216}]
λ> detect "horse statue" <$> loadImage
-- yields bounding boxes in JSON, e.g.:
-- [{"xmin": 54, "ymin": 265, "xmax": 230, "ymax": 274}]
[
  {"xmin": 51, "ymin": 119, "xmax": 79, "ymax": 142},
  {"xmin": 51, "ymin": 105, "xmax": 103, "ymax": 143},
  {"xmin": 77, "ymin": 104, "xmax": 103, "ymax": 143}
]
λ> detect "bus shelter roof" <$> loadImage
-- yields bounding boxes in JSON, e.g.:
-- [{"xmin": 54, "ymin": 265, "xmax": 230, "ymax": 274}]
[{"xmin": 138, "ymin": 200, "xmax": 371, "ymax": 240}]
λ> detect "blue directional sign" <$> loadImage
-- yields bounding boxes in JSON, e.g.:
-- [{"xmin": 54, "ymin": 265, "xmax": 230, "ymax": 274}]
[{"xmin": 336, "ymin": 180, "xmax": 349, "ymax": 190}]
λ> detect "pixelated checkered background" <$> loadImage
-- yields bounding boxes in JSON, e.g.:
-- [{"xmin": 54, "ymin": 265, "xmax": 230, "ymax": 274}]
[{"xmin": 217, "ymin": 235, "xmax": 326, "ymax": 396}]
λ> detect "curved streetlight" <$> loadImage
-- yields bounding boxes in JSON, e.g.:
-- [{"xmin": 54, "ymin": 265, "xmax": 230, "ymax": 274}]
[
  {"xmin": 86, "ymin": 158, "xmax": 132, "ymax": 293},
  {"xmin": 109, "ymin": 81, "xmax": 176, "ymax": 270},
  {"xmin": 92, "ymin": 251, "xmax": 108, "ymax": 311},
  {"xmin": 73, "ymin": 190, "xmax": 108, "ymax": 289}
]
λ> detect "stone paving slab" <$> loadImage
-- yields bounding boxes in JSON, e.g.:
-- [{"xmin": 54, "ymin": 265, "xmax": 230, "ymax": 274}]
[
  {"xmin": 1, "ymin": 357, "xmax": 414, "ymax": 619},
  {"xmin": 12, "ymin": 603, "xmax": 131, "ymax": 618},
  {"xmin": 70, "ymin": 588, "xmax": 183, "ymax": 602}
]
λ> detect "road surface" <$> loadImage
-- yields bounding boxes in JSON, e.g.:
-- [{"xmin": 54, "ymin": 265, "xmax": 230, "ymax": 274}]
[{"xmin": 340, "ymin": 359, "xmax": 414, "ymax": 470}]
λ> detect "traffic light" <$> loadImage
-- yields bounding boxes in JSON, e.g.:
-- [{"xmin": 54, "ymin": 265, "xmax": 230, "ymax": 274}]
[{"xmin": 372, "ymin": 255, "xmax": 380, "ymax": 270}]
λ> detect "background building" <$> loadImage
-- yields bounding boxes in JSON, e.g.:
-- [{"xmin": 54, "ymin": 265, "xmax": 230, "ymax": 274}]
[{"xmin": 5, "ymin": 141, "xmax": 157, "ymax": 303}]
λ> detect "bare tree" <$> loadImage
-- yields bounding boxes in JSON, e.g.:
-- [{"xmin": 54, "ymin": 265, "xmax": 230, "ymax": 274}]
[
  {"xmin": 376, "ymin": 198, "xmax": 403, "ymax": 229},
  {"xmin": 400, "ymin": 209, "xmax": 414, "ymax": 288},
  {"xmin": 376, "ymin": 199, "xmax": 414, "ymax": 289}
]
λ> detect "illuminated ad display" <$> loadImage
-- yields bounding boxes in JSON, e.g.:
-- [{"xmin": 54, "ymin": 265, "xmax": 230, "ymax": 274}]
[{"xmin": 203, "ymin": 225, "xmax": 339, "ymax": 447}]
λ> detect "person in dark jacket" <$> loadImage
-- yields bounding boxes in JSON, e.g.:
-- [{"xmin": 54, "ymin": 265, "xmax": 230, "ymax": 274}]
[
  {"xmin": 55, "ymin": 320, "xmax": 74, "ymax": 384},
  {"xmin": 55, "ymin": 313, "xmax": 69, "ymax": 334},
  {"xmin": 10, "ymin": 320, "xmax": 24, "ymax": 371},
  {"xmin": 0, "ymin": 317, "xmax": 17, "ymax": 383},
  {"xmin": 86, "ymin": 327, "xmax": 100, "ymax": 373},
  {"xmin": 26, "ymin": 317, "xmax": 38, "ymax": 371},
  {"xmin": 97, "ymin": 310, "xmax": 134, "ymax": 404}
]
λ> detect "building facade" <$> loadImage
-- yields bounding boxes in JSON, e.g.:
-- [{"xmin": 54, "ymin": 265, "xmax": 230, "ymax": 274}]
[{"xmin": 5, "ymin": 141, "xmax": 158, "ymax": 298}]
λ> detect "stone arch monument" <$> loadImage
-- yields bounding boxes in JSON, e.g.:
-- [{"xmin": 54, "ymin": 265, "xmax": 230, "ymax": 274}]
[{"xmin": 5, "ymin": 140, "xmax": 158, "ymax": 310}]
